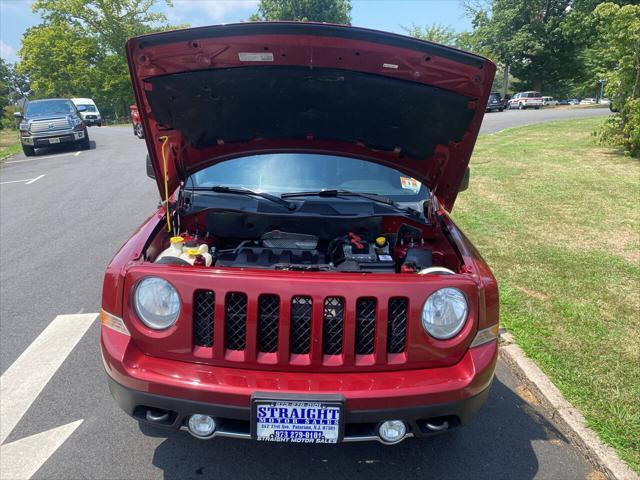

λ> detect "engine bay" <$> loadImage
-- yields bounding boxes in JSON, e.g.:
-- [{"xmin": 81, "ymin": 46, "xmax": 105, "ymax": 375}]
[{"xmin": 146, "ymin": 210, "xmax": 463, "ymax": 274}]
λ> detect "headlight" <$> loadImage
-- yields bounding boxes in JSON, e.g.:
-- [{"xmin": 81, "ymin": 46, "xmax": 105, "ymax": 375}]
[
  {"xmin": 133, "ymin": 277, "xmax": 180, "ymax": 329},
  {"xmin": 421, "ymin": 288, "xmax": 468, "ymax": 339},
  {"xmin": 73, "ymin": 117, "xmax": 83, "ymax": 126}
]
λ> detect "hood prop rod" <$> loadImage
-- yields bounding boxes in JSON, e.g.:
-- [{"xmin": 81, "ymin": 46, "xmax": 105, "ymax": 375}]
[{"xmin": 159, "ymin": 136, "xmax": 172, "ymax": 233}]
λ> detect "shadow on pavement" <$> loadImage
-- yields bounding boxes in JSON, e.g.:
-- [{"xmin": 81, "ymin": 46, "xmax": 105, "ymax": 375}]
[
  {"xmin": 142, "ymin": 378, "xmax": 568, "ymax": 480},
  {"xmin": 29, "ymin": 140, "xmax": 96, "ymax": 156}
]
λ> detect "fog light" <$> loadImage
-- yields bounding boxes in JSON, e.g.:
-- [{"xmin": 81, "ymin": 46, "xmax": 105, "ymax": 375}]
[
  {"xmin": 378, "ymin": 420, "xmax": 407, "ymax": 444},
  {"xmin": 187, "ymin": 414, "xmax": 216, "ymax": 438}
]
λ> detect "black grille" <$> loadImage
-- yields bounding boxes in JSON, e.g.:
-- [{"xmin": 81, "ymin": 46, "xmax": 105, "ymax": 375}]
[
  {"xmin": 225, "ymin": 292, "xmax": 247, "ymax": 350},
  {"xmin": 193, "ymin": 290, "xmax": 215, "ymax": 347},
  {"xmin": 355, "ymin": 298, "xmax": 377, "ymax": 354},
  {"xmin": 258, "ymin": 295, "xmax": 280, "ymax": 353},
  {"xmin": 387, "ymin": 298, "xmax": 408, "ymax": 353},
  {"xmin": 290, "ymin": 296, "xmax": 312, "ymax": 354},
  {"xmin": 322, "ymin": 297, "xmax": 344, "ymax": 355}
]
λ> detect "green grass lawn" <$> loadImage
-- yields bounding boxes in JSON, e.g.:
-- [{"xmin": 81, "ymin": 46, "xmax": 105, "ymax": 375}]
[
  {"xmin": 453, "ymin": 117, "xmax": 640, "ymax": 473},
  {"xmin": 0, "ymin": 129, "xmax": 21, "ymax": 160}
]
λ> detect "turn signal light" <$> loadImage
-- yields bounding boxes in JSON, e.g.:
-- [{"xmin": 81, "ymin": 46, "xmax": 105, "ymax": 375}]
[
  {"xmin": 100, "ymin": 309, "xmax": 130, "ymax": 336},
  {"xmin": 469, "ymin": 323, "xmax": 499, "ymax": 348}
]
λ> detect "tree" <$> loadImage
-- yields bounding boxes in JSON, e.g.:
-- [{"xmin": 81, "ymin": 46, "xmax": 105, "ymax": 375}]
[
  {"xmin": 590, "ymin": 3, "xmax": 640, "ymax": 156},
  {"xmin": 251, "ymin": 0, "xmax": 352, "ymax": 24},
  {"xmin": 32, "ymin": 0, "xmax": 173, "ymax": 55},
  {"xmin": 19, "ymin": 0, "xmax": 180, "ymax": 120},
  {"xmin": 465, "ymin": 0, "xmax": 585, "ymax": 96},
  {"xmin": 18, "ymin": 21, "xmax": 100, "ymax": 98},
  {"xmin": 402, "ymin": 23, "xmax": 459, "ymax": 47}
]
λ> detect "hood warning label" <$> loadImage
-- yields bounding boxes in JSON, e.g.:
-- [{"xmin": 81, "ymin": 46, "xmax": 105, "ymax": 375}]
[{"xmin": 239, "ymin": 52, "xmax": 275, "ymax": 62}]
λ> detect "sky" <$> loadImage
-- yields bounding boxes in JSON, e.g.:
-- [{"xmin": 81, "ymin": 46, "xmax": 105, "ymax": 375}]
[{"xmin": 0, "ymin": 0, "xmax": 472, "ymax": 63}]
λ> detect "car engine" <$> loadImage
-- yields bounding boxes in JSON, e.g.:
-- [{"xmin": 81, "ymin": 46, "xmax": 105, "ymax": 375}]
[{"xmin": 154, "ymin": 227, "xmax": 437, "ymax": 274}]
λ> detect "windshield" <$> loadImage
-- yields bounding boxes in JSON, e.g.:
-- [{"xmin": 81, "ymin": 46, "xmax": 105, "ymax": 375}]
[
  {"xmin": 189, "ymin": 153, "xmax": 429, "ymax": 202},
  {"xmin": 25, "ymin": 100, "xmax": 76, "ymax": 117},
  {"xmin": 78, "ymin": 104, "xmax": 97, "ymax": 112},
  {"xmin": 489, "ymin": 93, "xmax": 501, "ymax": 101}
]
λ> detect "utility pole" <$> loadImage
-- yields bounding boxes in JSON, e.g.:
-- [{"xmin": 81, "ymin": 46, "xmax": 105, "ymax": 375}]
[
  {"xmin": 598, "ymin": 79, "xmax": 606, "ymax": 102},
  {"xmin": 502, "ymin": 64, "xmax": 509, "ymax": 97}
]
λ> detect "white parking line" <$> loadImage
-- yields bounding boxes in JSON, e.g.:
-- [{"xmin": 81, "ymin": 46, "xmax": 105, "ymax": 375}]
[
  {"xmin": 0, "ymin": 174, "xmax": 46, "ymax": 186},
  {"xmin": 0, "ymin": 313, "xmax": 96, "ymax": 444},
  {"xmin": 0, "ymin": 421, "xmax": 83, "ymax": 480},
  {"xmin": 4, "ymin": 151, "xmax": 81, "ymax": 165},
  {"xmin": 25, "ymin": 174, "xmax": 45, "ymax": 185}
]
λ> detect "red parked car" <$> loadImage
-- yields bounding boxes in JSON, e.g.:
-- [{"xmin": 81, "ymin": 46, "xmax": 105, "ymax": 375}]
[
  {"xmin": 101, "ymin": 22, "xmax": 499, "ymax": 445},
  {"xmin": 129, "ymin": 104, "xmax": 144, "ymax": 138}
]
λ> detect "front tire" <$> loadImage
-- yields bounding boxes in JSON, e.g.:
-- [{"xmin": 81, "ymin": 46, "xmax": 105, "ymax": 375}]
[
  {"xmin": 519, "ymin": 103, "xmax": 524, "ymax": 110},
  {"xmin": 22, "ymin": 144, "xmax": 35, "ymax": 157},
  {"xmin": 135, "ymin": 124, "xmax": 144, "ymax": 139},
  {"xmin": 78, "ymin": 135, "xmax": 90, "ymax": 150}
]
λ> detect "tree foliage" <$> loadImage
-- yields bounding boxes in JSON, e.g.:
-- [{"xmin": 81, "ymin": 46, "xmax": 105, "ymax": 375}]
[
  {"xmin": 18, "ymin": 21, "xmax": 100, "ymax": 99},
  {"xmin": 32, "ymin": 0, "xmax": 172, "ymax": 55},
  {"xmin": 251, "ymin": 0, "xmax": 352, "ymax": 24},
  {"xmin": 402, "ymin": 23, "xmax": 459, "ymax": 46},
  {"xmin": 590, "ymin": 3, "xmax": 640, "ymax": 155},
  {"xmin": 18, "ymin": 0, "xmax": 178, "ymax": 120},
  {"xmin": 465, "ymin": 0, "xmax": 587, "ymax": 95}
]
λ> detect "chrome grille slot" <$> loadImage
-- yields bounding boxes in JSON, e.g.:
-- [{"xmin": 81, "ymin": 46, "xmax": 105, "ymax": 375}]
[
  {"xmin": 30, "ymin": 118, "xmax": 71, "ymax": 133},
  {"xmin": 225, "ymin": 292, "xmax": 247, "ymax": 350},
  {"xmin": 355, "ymin": 298, "xmax": 376, "ymax": 355},
  {"xmin": 258, "ymin": 295, "xmax": 279, "ymax": 353},
  {"xmin": 290, "ymin": 296, "xmax": 312, "ymax": 354},
  {"xmin": 387, "ymin": 298, "xmax": 408, "ymax": 353},
  {"xmin": 322, "ymin": 297, "xmax": 344, "ymax": 355},
  {"xmin": 193, "ymin": 290, "xmax": 215, "ymax": 347}
]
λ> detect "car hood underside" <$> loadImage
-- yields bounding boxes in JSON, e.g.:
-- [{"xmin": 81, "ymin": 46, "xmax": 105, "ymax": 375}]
[{"xmin": 127, "ymin": 22, "xmax": 495, "ymax": 210}]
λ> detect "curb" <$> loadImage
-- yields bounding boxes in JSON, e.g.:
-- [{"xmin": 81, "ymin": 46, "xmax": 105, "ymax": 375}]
[{"xmin": 500, "ymin": 332, "xmax": 638, "ymax": 480}]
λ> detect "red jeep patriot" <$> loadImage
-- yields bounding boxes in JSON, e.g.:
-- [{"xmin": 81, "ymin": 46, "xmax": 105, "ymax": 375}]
[{"xmin": 101, "ymin": 22, "xmax": 499, "ymax": 445}]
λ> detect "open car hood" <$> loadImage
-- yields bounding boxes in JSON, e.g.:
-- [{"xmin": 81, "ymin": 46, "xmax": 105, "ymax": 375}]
[{"xmin": 126, "ymin": 22, "xmax": 495, "ymax": 210}]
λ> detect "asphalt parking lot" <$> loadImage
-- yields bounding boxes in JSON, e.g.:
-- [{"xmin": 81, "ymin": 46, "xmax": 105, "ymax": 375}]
[{"xmin": 0, "ymin": 107, "xmax": 611, "ymax": 479}]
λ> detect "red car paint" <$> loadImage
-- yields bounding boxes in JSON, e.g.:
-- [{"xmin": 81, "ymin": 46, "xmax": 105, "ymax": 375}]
[{"xmin": 102, "ymin": 22, "xmax": 499, "ymax": 443}]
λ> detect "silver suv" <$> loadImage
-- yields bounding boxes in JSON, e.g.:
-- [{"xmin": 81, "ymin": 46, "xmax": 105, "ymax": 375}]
[{"xmin": 15, "ymin": 98, "xmax": 90, "ymax": 157}]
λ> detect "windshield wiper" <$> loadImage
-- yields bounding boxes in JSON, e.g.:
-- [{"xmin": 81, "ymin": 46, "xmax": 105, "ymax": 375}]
[
  {"xmin": 282, "ymin": 189, "xmax": 420, "ymax": 216},
  {"xmin": 189, "ymin": 185, "xmax": 296, "ymax": 210}
]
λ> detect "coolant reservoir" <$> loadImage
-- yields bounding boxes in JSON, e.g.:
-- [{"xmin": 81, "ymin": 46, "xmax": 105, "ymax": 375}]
[
  {"xmin": 180, "ymin": 246, "xmax": 213, "ymax": 267},
  {"xmin": 155, "ymin": 236, "xmax": 185, "ymax": 263}
]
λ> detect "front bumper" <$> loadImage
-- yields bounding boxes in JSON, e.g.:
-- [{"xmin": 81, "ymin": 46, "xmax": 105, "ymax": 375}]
[
  {"xmin": 101, "ymin": 328, "xmax": 497, "ymax": 442},
  {"xmin": 21, "ymin": 130, "xmax": 85, "ymax": 147}
]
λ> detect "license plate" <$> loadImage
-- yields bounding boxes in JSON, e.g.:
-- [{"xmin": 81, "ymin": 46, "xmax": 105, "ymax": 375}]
[
  {"xmin": 253, "ymin": 398, "xmax": 343, "ymax": 444},
  {"xmin": 48, "ymin": 138, "xmax": 60, "ymax": 144}
]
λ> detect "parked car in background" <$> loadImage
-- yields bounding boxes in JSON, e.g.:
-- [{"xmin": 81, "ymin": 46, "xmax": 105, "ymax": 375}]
[
  {"xmin": 71, "ymin": 98, "xmax": 102, "ymax": 126},
  {"xmin": 486, "ymin": 92, "xmax": 505, "ymax": 112},
  {"xmin": 129, "ymin": 104, "xmax": 144, "ymax": 138},
  {"xmin": 15, "ymin": 98, "xmax": 90, "ymax": 156},
  {"xmin": 600, "ymin": 98, "xmax": 611, "ymax": 105},
  {"xmin": 580, "ymin": 98, "xmax": 596, "ymax": 105},
  {"xmin": 558, "ymin": 99, "xmax": 569, "ymax": 105},
  {"xmin": 508, "ymin": 91, "xmax": 543, "ymax": 109},
  {"xmin": 542, "ymin": 96, "xmax": 558, "ymax": 106},
  {"xmin": 568, "ymin": 99, "xmax": 580, "ymax": 105}
]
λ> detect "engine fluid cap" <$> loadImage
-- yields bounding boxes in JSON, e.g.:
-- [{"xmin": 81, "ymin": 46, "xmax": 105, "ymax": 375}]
[
  {"xmin": 186, "ymin": 248, "xmax": 201, "ymax": 256},
  {"xmin": 375, "ymin": 236, "xmax": 387, "ymax": 247},
  {"xmin": 170, "ymin": 236, "xmax": 184, "ymax": 244}
]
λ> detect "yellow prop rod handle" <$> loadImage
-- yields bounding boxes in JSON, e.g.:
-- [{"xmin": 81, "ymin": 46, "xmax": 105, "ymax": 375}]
[{"xmin": 159, "ymin": 136, "xmax": 172, "ymax": 233}]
